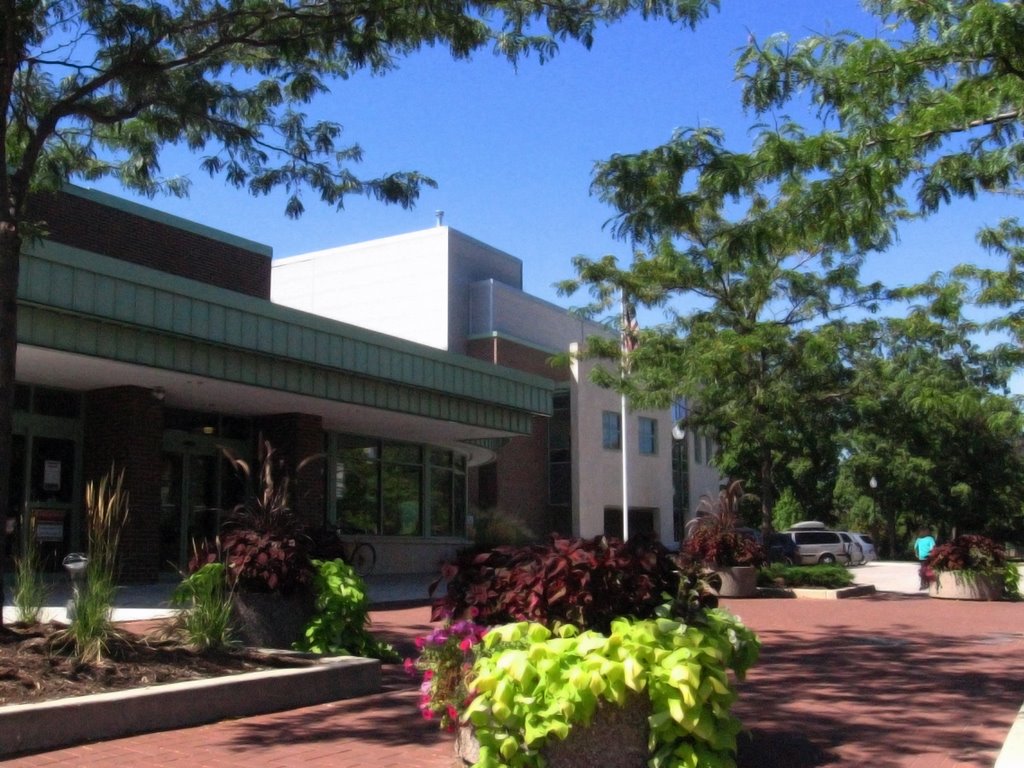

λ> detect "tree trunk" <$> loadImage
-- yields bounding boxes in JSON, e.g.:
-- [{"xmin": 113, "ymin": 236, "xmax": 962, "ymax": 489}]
[
  {"xmin": 0, "ymin": 219, "xmax": 23, "ymax": 622},
  {"xmin": 759, "ymin": 443, "xmax": 775, "ymax": 539}
]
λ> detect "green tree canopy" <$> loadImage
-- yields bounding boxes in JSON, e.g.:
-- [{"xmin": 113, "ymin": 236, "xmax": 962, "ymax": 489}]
[
  {"xmin": 837, "ymin": 277, "xmax": 1024, "ymax": 553},
  {"xmin": 560, "ymin": 126, "xmax": 879, "ymax": 534},
  {"xmin": 565, "ymin": 0, "xmax": 1024, "ymax": 544}
]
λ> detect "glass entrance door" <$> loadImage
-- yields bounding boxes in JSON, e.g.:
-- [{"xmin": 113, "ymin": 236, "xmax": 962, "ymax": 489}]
[{"xmin": 159, "ymin": 452, "xmax": 220, "ymax": 572}]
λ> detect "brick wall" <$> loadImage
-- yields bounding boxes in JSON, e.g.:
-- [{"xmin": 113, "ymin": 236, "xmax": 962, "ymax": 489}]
[
  {"xmin": 465, "ymin": 338, "xmax": 571, "ymax": 538},
  {"xmin": 465, "ymin": 337, "xmax": 571, "ymax": 382},
  {"xmin": 254, "ymin": 413, "xmax": 326, "ymax": 529},
  {"xmin": 83, "ymin": 387, "xmax": 164, "ymax": 583},
  {"xmin": 27, "ymin": 190, "xmax": 272, "ymax": 299}
]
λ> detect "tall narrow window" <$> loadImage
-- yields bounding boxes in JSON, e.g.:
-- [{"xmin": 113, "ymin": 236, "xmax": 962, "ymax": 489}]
[
  {"xmin": 381, "ymin": 443, "xmax": 422, "ymax": 536},
  {"xmin": 549, "ymin": 392, "xmax": 571, "ymax": 506},
  {"xmin": 638, "ymin": 417, "xmax": 657, "ymax": 455},
  {"xmin": 602, "ymin": 411, "xmax": 621, "ymax": 450}
]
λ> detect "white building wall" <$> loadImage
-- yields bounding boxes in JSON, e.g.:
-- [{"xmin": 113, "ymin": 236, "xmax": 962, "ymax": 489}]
[
  {"xmin": 271, "ymin": 228, "xmax": 451, "ymax": 350},
  {"xmin": 687, "ymin": 433, "xmax": 725, "ymax": 513},
  {"xmin": 468, "ymin": 280, "xmax": 603, "ymax": 354},
  {"xmin": 570, "ymin": 345, "xmax": 675, "ymax": 544},
  {"xmin": 448, "ymin": 231, "xmax": 523, "ymax": 354}
]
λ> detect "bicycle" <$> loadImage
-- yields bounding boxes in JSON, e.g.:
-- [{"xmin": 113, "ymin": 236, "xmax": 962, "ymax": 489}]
[{"xmin": 339, "ymin": 537, "xmax": 376, "ymax": 578}]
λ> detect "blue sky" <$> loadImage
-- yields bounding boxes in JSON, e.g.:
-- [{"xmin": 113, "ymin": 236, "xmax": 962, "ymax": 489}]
[{"xmin": 89, "ymin": 1, "xmax": 1019, "ymax": 335}]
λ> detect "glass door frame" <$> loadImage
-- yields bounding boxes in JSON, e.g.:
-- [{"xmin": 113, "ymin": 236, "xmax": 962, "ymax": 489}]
[
  {"xmin": 11, "ymin": 411, "xmax": 84, "ymax": 562},
  {"xmin": 161, "ymin": 430, "xmax": 249, "ymax": 571}
]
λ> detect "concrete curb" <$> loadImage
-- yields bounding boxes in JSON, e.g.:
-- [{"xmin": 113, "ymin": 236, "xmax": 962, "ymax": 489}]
[
  {"xmin": 995, "ymin": 700, "xmax": 1024, "ymax": 768},
  {"xmin": 1, "ymin": 654, "xmax": 380, "ymax": 758},
  {"xmin": 756, "ymin": 584, "xmax": 877, "ymax": 600}
]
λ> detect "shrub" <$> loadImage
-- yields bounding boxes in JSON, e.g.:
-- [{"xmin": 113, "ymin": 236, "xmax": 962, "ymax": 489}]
[
  {"xmin": 57, "ymin": 466, "xmax": 129, "ymax": 663},
  {"xmin": 295, "ymin": 558, "xmax": 398, "ymax": 661},
  {"xmin": 465, "ymin": 608, "xmax": 759, "ymax": 768},
  {"xmin": 168, "ymin": 561, "xmax": 235, "ymax": 651},
  {"xmin": 681, "ymin": 481, "xmax": 767, "ymax": 568},
  {"xmin": 430, "ymin": 534, "xmax": 680, "ymax": 633},
  {"xmin": 757, "ymin": 563, "xmax": 854, "ymax": 589},
  {"xmin": 925, "ymin": 534, "xmax": 1020, "ymax": 599},
  {"xmin": 926, "ymin": 534, "xmax": 1006, "ymax": 574},
  {"xmin": 12, "ymin": 537, "xmax": 49, "ymax": 625},
  {"xmin": 190, "ymin": 438, "xmax": 316, "ymax": 594},
  {"xmin": 406, "ymin": 618, "xmax": 489, "ymax": 730}
]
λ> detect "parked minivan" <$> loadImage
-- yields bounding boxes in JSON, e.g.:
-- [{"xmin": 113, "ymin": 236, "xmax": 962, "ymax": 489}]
[{"xmin": 785, "ymin": 522, "xmax": 857, "ymax": 565}]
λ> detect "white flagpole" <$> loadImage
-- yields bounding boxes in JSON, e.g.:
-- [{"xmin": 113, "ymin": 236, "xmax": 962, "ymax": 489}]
[{"xmin": 621, "ymin": 290, "xmax": 631, "ymax": 542}]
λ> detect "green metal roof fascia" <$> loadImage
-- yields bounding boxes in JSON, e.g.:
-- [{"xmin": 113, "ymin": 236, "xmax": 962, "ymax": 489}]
[
  {"xmin": 19, "ymin": 241, "xmax": 553, "ymax": 418},
  {"xmin": 17, "ymin": 303, "xmax": 539, "ymax": 435},
  {"xmin": 461, "ymin": 437, "xmax": 512, "ymax": 452}
]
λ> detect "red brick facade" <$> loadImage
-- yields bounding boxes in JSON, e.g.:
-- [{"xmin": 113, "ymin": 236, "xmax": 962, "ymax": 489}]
[
  {"xmin": 27, "ymin": 190, "xmax": 272, "ymax": 299},
  {"xmin": 466, "ymin": 338, "xmax": 572, "ymax": 537},
  {"xmin": 82, "ymin": 387, "xmax": 164, "ymax": 583}
]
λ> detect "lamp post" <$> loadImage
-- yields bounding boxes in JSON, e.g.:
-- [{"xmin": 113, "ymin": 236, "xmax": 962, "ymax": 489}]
[{"xmin": 868, "ymin": 475, "xmax": 884, "ymax": 558}]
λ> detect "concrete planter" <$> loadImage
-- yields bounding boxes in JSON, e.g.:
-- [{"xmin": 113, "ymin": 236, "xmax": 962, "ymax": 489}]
[
  {"xmin": 455, "ymin": 695, "xmax": 651, "ymax": 768},
  {"xmin": 715, "ymin": 565, "xmax": 759, "ymax": 598},
  {"xmin": 232, "ymin": 587, "xmax": 315, "ymax": 648},
  {"xmin": 928, "ymin": 570, "xmax": 1002, "ymax": 601}
]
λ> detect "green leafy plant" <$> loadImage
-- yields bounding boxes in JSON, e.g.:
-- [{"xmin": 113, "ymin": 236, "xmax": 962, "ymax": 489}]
[
  {"xmin": 295, "ymin": 558, "xmax": 398, "ymax": 661},
  {"xmin": 59, "ymin": 466, "xmax": 129, "ymax": 663},
  {"xmin": 168, "ymin": 561, "xmax": 235, "ymax": 651},
  {"xmin": 1003, "ymin": 563, "xmax": 1022, "ymax": 601},
  {"xmin": 470, "ymin": 508, "xmax": 536, "ymax": 549},
  {"xmin": 465, "ymin": 607, "xmax": 759, "ymax": 768},
  {"xmin": 12, "ymin": 536, "xmax": 49, "ymax": 625},
  {"xmin": 431, "ymin": 534, "xmax": 679, "ymax": 633},
  {"xmin": 757, "ymin": 563, "xmax": 854, "ymax": 589},
  {"xmin": 681, "ymin": 481, "xmax": 766, "ymax": 568}
]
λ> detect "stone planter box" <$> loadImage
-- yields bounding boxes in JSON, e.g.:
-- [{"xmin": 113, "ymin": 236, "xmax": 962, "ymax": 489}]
[
  {"xmin": 715, "ymin": 565, "xmax": 758, "ymax": 598},
  {"xmin": 928, "ymin": 570, "xmax": 1002, "ymax": 601},
  {"xmin": 232, "ymin": 587, "xmax": 315, "ymax": 648},
  {"xmin": 455, "ymin": 695, "xmax": 651, "ymax": 768}
]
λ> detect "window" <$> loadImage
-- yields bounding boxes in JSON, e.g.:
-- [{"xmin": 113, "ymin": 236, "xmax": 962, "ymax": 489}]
[
  {"xmin": 694, "ymin": 432, "xmax": 704, "ymax": 464},
  {"xmin": 381, "ymin": 443, "xmax": 422, "ymax": 536},
  {"xmin": 429, "ymin": 449, "xmax": 467, "ymax": 537},
  {"xmin": 602, "ymin": 411, "xmax": 621, "ymax": 450},
  {"xmin": 549, "ymin": 392, "xmax": 571, "ymax": 506},
  {"xmin": 333, "ymin": 434, "xmax": 467, "ymax": 538},
  {"xmin": 638, "ymin": 417, "xmax": 657, "ymax": 455}
]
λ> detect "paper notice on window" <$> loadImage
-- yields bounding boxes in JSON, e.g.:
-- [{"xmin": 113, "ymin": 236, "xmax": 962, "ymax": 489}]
[{"xmin": 43, "ymin": 460, "xmax": 61, "ymax": 491}]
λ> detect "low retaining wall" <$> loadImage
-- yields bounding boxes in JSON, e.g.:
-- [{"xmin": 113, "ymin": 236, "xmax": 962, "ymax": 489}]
[{"xmin": 2, "ymin": 655, "xmax": 380, "ymax": 758}]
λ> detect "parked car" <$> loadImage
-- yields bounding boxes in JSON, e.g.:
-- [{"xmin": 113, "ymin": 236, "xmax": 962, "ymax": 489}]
[
  {"xmin": 767, "ymin": 532, "xmax": 799, "ymax": 564},
  {"xmin": 784, "ymin": 522, "xmax": 857, "ymax": 565},
  {"xmin": 848, "ymin": 532, "xmax": 878, "ymax": 562}
]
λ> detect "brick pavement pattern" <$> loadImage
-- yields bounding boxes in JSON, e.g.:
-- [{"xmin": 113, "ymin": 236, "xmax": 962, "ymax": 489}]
[{"xmin": 6, "ymin": 592, "xmax": 1022, "ymax": 768}]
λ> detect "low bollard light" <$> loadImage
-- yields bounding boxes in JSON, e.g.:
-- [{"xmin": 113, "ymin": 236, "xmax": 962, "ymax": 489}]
[{"xmin": 61, "ymin": 552, "xmax": 88, "ymax": 621}]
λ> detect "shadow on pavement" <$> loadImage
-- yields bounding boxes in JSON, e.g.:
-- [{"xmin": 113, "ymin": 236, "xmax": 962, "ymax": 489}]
[{"xmin": 732, "ymin": 597, "xmax": 1024, "ymax": 767}]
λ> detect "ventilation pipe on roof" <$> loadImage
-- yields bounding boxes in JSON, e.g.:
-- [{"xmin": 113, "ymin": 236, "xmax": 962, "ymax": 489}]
[{"xmin": 435, "ymin": 210, "xmax": 445, "ymax": 227}]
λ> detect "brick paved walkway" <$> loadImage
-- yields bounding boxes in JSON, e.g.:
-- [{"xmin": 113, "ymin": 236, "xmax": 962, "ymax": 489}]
[{"xmin": 7, "ymin": 593, "xmax": 1022, "ymax": 768}]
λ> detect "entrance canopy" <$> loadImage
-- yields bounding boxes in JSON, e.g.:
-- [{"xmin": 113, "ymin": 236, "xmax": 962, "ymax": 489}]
[{"xmin": 17, "ymin": 239, "xmax": 552, "ymax": 460}]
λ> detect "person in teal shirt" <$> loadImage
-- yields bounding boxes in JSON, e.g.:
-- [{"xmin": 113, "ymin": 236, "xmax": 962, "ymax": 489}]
[{"xmin": 914, "ymin": 527, "xmax": 936, "ymax": 589}]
